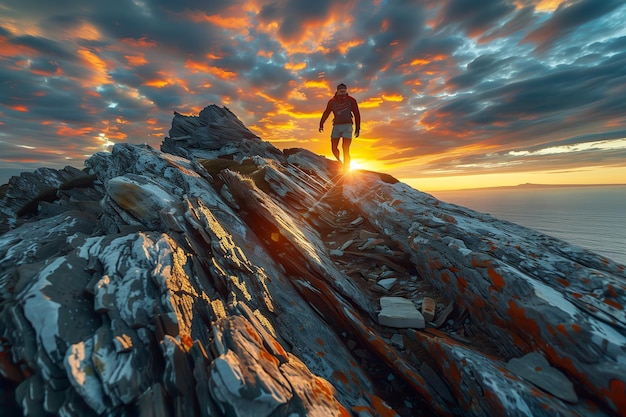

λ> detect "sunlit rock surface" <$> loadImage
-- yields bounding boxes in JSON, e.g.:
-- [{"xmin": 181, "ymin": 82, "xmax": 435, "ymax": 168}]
[{"xmin": 1, "ymin": 104, "xmax": 624, "ymax": 417}]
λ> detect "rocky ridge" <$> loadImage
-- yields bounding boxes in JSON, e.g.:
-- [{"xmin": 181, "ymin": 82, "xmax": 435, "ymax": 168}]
[{"xmin": 0, "ymin": 105, "xmax": 624, "ymax": 416}]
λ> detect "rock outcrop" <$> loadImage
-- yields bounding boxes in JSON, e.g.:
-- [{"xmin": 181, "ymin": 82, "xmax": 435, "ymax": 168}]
[{"xmin": 0, "ymin": 104, "xmax": 624, "ymax": 417}]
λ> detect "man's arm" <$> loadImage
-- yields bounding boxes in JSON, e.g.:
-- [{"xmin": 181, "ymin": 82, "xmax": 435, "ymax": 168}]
[
  {"xmin": 351, "ymin": 97, "xmax": 361, "ymax": 136},
  {"xmin": 319, "ymin": 99, "xmax": 333, "ymax": 132}
]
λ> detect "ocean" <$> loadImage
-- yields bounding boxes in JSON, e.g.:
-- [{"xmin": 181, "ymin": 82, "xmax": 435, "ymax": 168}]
[{"xmin": 430, "ymin": 185, "xmax": 626, "ymax": 266}]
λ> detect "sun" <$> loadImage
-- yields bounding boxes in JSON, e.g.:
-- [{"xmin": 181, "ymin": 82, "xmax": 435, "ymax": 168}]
[{"xmin": 348, "ymin": 159, "xmax": 368, "ymax": 171}]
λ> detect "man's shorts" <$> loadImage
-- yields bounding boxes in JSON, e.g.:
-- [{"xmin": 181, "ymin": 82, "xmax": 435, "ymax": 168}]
[{"xmin": 331, "ymin": 124, "xmax": 353, "ymax": 139}]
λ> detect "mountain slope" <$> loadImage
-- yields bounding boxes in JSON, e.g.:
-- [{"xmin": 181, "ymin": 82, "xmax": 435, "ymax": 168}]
[{"xmin": 0, "ymin": 105, "xmax": 624, "ymax": 417}]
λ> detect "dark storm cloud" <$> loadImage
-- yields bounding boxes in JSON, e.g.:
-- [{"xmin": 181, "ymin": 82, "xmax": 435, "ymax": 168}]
[
  {"xmin": 258, "ymin": 0, "xmax": 333, "ymax": 40},
  {"xmin": 448, "ymin": 54, "xmax": 514, "ymax": 89},
  {"xmin": 523, "ymin": 0, "xmax": 624, "ymax": 52},
  {"xmin": 141, "ymin": 85, "xmax": 185, "ymax": 109},
  {"xmin": 423, "ymin": 44, "xmax": 626, "ymax": 147},
  {"xmin": 10, "ymin": 34, "xmax": 76, "ymax": 60},
  {"xmin": 147, "ymin": 0, "xmax": 233, "ymax": 14},
  {"xmin": 436, "ymin": 0, "xmax": 516, "ymax": 37},
  {"xmin": 0, "ymin": 63, "xmax": 87, "ymax": 125}
]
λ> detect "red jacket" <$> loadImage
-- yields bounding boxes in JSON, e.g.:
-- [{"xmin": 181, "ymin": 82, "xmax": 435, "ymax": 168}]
[{"xmin": 320, "ymin": 94, "xmax": 360, "ymax": 131}]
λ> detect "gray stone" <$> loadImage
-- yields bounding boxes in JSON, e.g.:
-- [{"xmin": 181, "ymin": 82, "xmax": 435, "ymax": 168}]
[
  {"xmin": 507, "ymin": 352, "xmax": 579, "ymax": 403},
  {"xmin": 377, "ymin": 278, "xmax": 397, "ymax": 291},
  {"xmin": 390, "ymin": 333, "xmax": 404, "ymax": 349}
]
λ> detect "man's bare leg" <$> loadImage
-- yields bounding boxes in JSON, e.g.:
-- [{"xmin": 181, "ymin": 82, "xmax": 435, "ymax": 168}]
[
  {"xmin": 342, "ymin": 138, "xmax": 352, "ymax": 171},
  {"xmin": 331, "ymin": 138, "xmax": 341, "ymax": 162}
]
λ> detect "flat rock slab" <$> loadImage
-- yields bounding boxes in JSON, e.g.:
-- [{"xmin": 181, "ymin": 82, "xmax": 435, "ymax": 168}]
[
  {"xmin": 506, "ymin": 352, "xmax": 578, "ymax": 403},
  {"xmin": 378, "ymin": 297, "xmax": 425, "ymax": 329}
]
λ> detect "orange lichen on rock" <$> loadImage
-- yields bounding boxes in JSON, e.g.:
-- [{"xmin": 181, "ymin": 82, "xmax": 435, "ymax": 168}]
[
  {"xmin": 556, "ymin": 278, "xmax": 570, "ymax": 287},
  {"xmin": 332, "ymin": 370, "xmax": 348, "ymax": 384},
  {"xmin": 456, "ymin": 274, "xmax": 468, "ymax": 289},
  {"xmin": 369, "ymin": 394, "xmax": 399, "ymax": 417},
  {"xmin": 483, "ymin": 389, "xmax": 506, "ymax": 416},
  {"xmin": 471, "ymin": 257, "xmax": 490, "ymax": 268},
  {"xmin": 603, "ymin": 298, "xmax": 623, "ymax": 310},
  {"xmin": 507, "ymin": 300, "xmax": 542, "ymax": 345},
  {"xmin": 429, "ymin": 258, "xmax": 444, "ymax": 270},
  {"xmin": 471, "ymin": 257, "xmax": 506, "ymax": 290},
  {"xmin": 487, "ymin": 266, "xmax": 505, "ymax": 290},
  {"xmin": 603, "ymin": 379, "xmax": 626, "ymax": 414}
]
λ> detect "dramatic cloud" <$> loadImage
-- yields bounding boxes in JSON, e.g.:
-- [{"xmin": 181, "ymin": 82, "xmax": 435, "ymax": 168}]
[{"xmin": 1, "ymin": 0, "xmax": 625, "ymax": 189}]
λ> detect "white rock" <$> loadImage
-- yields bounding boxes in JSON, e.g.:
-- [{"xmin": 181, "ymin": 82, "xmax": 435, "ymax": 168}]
[{"xmin": 378, "ymin": 297, "xmax": 425, "ymax": 329}]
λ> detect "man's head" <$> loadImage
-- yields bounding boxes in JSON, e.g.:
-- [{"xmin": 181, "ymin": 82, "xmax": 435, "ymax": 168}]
[{"xmin": 336, "ymin": 83, "xmax": 347, "ymax": 97}]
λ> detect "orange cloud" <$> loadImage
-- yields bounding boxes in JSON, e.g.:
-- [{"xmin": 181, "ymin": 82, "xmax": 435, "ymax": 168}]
[
  {"xmin": 185, "ymin": 59, "xmax": 211, "ymax": 72},
  {"xmin": 410, "ymin": 58, "xmax": 432, "ymax": 66},
  {"xmin": 185, "ymin": 59, "xmax": 237, "ymax": 80},
  {"xmin": 9, "ymin": 105, "xmax": 28, "ymax": 112},
  {"xmin": 145, "ymin": 79, "xmax": 169, "ymax": 88},
  {"xmin": 0, "ymin": 36, "xmax": 29, "ymax": 56},
  {"xmin": 304, "ymin": 80, "xmax": 328, "ymax": 89},
  {"xmin": 337, "ymin": 39, "xmax": 364, "ymax": 55},
  {"xmin": 56, "ymin": 125, "xmax": 94, "ymax": 137},
  {"xmin": 382, "ymin": 94, "xmax": 404, "ymax": 102},
  {"xmin": 31, "ymin": 65, "xmax": 62, "ymax": 76},
  {"xmin": 77, "ymin": 48, "xmax": 111, "ymax": 86},
  {"xmin": 529, "ymin": 0, "xmax": 567, "ymax": 12},
  {"xmin": 360, "ymin": 98, "xmax": 384, "ymax": 109},
  {"xmin": 189, "ymin": 13, "xmax": 250, "ymax": 35},
  {"xmin": 285, "ymin": 62, "xmax": 307, "ymax": 71},
  {"xmin": 122, "ymin": 36, "xmax": 157, "ymax": 48},
  {"xmin": 64, "ymin": 21, "xmax": 101, "ymax": 42},
  {"xmin": 125, "ymin": 54, "xmax": 148, "ymax": 66}
]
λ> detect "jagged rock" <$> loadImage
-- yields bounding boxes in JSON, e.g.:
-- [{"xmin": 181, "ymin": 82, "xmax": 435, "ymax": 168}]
[{"xmin": 0, "ymin": 104, "xmax": 624, "ymax": 417}]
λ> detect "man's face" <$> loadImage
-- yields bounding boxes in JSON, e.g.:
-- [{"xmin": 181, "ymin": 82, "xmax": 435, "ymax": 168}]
[{"xmin": 336, "ymin": 88, "xmax": 347, "ymax": 97}]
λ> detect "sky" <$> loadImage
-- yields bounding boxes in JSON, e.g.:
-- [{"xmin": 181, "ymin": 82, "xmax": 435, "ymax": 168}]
[{"xmin": 1, "ymin": 0, "xmax": 625, "ymax": 191}]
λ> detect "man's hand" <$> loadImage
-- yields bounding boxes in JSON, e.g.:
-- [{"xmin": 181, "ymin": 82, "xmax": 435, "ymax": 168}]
[
  {"xmin": 319, "ymin": 127, "xmax": 324, "ymax": 133},
  {"xmin": 355, "ymin": 130, "xmax": 360, "ymax": 138}
]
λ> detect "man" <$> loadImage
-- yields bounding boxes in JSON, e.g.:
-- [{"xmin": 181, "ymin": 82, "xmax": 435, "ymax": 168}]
[{"xmin": 319, "ymin": 83, "xmax": 360, "ymax": 171}]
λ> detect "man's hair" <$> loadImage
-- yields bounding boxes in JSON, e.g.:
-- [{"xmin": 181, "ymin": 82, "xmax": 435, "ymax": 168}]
[{"xmin": 336, "ymin": 83, "xmax": 347, "ymax": 90}]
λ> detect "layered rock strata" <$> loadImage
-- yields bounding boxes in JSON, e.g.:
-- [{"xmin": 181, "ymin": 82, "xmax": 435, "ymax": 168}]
[{"xmin": 0, "ymin": 105, "xmax": 624, "ymax": 417}]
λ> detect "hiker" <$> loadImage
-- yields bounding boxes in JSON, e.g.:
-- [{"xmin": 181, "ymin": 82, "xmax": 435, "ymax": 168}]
[{"xmin": 319, "ymin": 83, "xmax": 360, "ymax": 171}]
